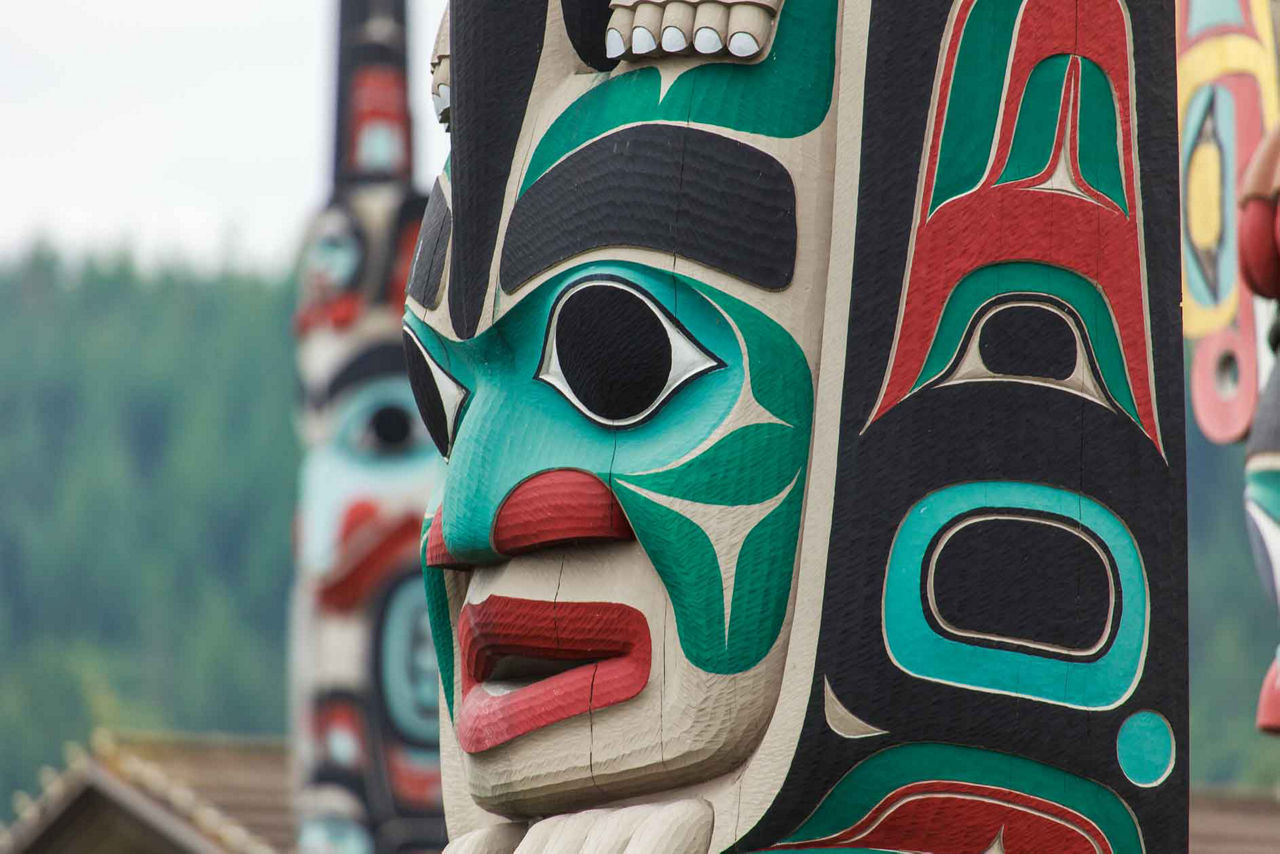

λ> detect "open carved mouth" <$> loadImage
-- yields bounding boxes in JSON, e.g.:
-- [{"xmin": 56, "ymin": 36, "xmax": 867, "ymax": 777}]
[{"xmin": 454, "ymin": 596, "xmax": 651, "ymax": 753}]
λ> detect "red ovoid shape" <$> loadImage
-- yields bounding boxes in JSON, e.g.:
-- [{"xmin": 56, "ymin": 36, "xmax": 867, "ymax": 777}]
[
  {"xmin": 771, "ymin": 781, "xmax": 1113, "ymax": 853},
  {"xmin": 1240, "ymin": 197, "xmax": 1280, "ymax": 300},
  {"xmin": 319, "ymin": 507, "xmax": 422, "ymax": 613},
  {"xmin": 493, "ymin": 469, "xmax": 633, "ymax": 554},
  {"xmin": 454, "ymin": 596, "xmax": 650, "ymax": 753},
  {"xmin": 1258, "ymin": 659, "xmax": 1280, "ymax": 734},
  {"xmin": 426, "ymin": 470, "xmax": 634, "ymax": 569}
]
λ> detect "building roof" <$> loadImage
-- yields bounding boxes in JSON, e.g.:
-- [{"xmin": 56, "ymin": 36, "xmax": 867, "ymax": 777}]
[
  {"xmin": 0, "ymin": 729, "xmax": 293, "ymax": 853},
  {"xmin": 1192, "ymin": 789, "xmax": 1280, "ymax": 854}
]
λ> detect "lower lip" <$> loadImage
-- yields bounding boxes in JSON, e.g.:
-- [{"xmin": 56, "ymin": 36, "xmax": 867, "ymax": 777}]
[{"xmin": 455, "ymin": 596, "xmax": 651, "ymax": 754}]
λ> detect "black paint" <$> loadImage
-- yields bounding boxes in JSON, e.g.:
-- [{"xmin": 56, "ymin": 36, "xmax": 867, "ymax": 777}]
[
  {"xmin": 927, "ymin": 514, "xmax": 1117, "ymax": 658},
  {"xmin": 979, "ymin": 305, "xmax": 1077, "ymax": 381},
  {"xmin": 403, "ymin": 330, "xmax": 452, "ymax": 458},
  {"xmin": 501, "ymin": 125, "xmax": 797, "ymax": 294},
  {"xmin": 407, "ymin": 180, "xmax": 451, "ymax": 310},
  {"xmin": 560, "ymin": 0, "xmax": 618, "ymax": 72},
  {"xmin": 449, "ymin": 0, "xmax": 547, "ymax": 337},
  {"xmin": 551, "ymin": 284, "xmax": 672, "ymax": 422},
  {"xmin": 313, "ymin": 343, "xmax": 407, "ymax": 410}
]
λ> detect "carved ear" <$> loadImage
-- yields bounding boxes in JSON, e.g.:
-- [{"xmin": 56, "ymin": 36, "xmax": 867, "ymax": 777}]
[
  {"xmin": 430, "ymin": 4, "xmax": 452, "ymax": 129},
  {"xmin": 605, "ymin": 0, "xmax": 780, "ymax": 62}
]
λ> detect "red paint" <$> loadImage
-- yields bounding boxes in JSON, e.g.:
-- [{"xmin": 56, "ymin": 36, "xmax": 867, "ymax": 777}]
[
  {"xmin": 769, "ymin": 781, "xmax": 1113, "ymax": 853},
  {"xmin": 493, "ymin": 470, "xmax": 634, "ymax": 555},
  {"xmin": 1241, "ymin": 197, "xmax": 1280, "ymax": 298},
  {"xmin": 1178, "ymin": 0, "xmax": 1256, "ymax": 44},
  {"xmin": 1190, "ymin": 298, "xmax": 1259, "ymax": 443},
  {"xmin": 389, "ymin": 218, "xmax": 422, "ymax": 310},
  {"xmin": 425, "ymin": 511, "xmax": 468, "ymax": 569},
  {"xmin": 312, "ymin": 700, "xmax": 368, "ymax": 770},
  {"xmin": 295, "ymin": 291, "xmax": 363, "ymax": 335},
  {"xmin": 319, "ymin": 511, "xmax": 422, "ymax": 613},
  {"xmin": 872, "ymin": 0, "xmax": 1163, "ymax": 452},
  {"xmin": 387, "ymin": 746, "xmax": 443, "ymax": 808},
  {"xmin": 454, "ymin": 596, "xmax": 650, "ymax": 753},
  {"xmin": 349, "ymin": 66, "xmax": 411, "ymax": 178},
  {"xmin": 1258, "ymin": 659, "xmax": 1280, "ymax": 733}
]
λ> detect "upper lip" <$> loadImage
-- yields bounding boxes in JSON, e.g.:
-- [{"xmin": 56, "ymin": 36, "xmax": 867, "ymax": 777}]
[{"xmin": 454, "ymin": 596, "xmax": 650, "ymax": 753}]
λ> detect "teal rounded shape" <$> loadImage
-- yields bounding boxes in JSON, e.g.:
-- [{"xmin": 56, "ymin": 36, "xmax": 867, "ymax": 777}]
[
  {"xmin": 1116, "ymin": 710, "xmax": 1175, "ymax": 787},
  {"xmin": 882, "ymin": 481, "xmax": 1149, "ymax": 709}
]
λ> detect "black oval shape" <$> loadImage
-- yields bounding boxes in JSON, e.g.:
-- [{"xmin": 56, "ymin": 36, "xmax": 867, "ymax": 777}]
[
  {"xmin": 929, "ymin": 516, "xmax": 1115, "ymax": 656},
  {"xmin": 978, "ymin": 305, "xmax": 1077, "ymax": 381},
  {"xmin": 403, "ymin": 330, "xmax": 450, "ymax": 457},
  {"xmin": 555, "ymin": 285, "xmax": 672, "ymax": 422},
  {"xmin": 370, "ymin": 405, "xmax": 414, "ymax": 452}
]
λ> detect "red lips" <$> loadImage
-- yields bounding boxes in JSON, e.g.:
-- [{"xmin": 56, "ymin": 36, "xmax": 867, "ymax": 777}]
[{"xmin": 455, "ymin": 595, "xmax": 650, "ymax": 753}]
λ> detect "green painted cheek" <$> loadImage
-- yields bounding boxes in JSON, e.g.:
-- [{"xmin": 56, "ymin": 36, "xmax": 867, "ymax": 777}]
[
  {"xmin": 615, "ymin": 283, "xmax": 813, "ymax": 674},
  {"xmin": 999, "ymin": 55, "xmax": 1071, "ymax": 184},
  {"xmin": 521, "ymin": 0, "xmax": 837, "ymax": 193},
  {"xmin": 1077, "ymin": 58, "xmax": 1128, "ymax": 215}
]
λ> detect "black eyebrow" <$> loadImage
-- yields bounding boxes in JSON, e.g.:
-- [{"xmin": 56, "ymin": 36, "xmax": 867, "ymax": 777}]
[
  {"xmin": 306, "ymin": 343, "xmax": 407, "ymax": 410},
  {"xmin": 406, "ymin": 179, "xmax": 451, "ymax": 310},
  {"xmin": 499, "ymin": 125, "xmax": 797, "ymax": 294}
]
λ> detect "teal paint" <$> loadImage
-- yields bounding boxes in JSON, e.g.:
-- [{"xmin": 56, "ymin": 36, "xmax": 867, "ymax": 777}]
[
  {"xmin": 1116, "ymin": 711, "xmax": 1175, "ymax": 787},
  {"xmin": 882, "ymin": 481, "xmax": 1148, "ymax": 709}
]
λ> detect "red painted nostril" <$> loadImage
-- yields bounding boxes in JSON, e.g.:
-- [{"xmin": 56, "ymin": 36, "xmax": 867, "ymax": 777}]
[
  {"xmin": 339, "ymin": 499, "xmax": 381, "ymax": 547},
  {"xmin": 492, "ymin": 469, "xmax": 634, "ymax": 556},
  {"xmin": 426, "ymin": 511, "xmax": 469, "ymax": 569},
  {"xmin": 1241, "ymin": 197, "xmax": 1280, "ymax": 298}
]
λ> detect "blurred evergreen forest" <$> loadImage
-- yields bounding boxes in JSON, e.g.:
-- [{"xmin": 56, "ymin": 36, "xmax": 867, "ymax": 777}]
[
  {"xmin": 0, "ymin": 244, "xmax": 298, "ymax": 810},
  {"xmin": 1, "ymin": 242, "xmax": 1280, "ymax": 813}
]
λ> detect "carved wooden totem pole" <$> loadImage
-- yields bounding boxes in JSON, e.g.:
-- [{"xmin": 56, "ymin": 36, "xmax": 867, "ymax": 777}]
[
  {"xmin": 400, "ymin": 0, "xmax": 1186, "ymax": 851},
  {"xmin": 292, "ymin": 1, "xmax": 449, "ymax": 850}
]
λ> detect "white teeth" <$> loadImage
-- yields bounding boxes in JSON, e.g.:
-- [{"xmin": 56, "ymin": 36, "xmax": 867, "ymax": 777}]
[
  {"xmin": 727, "ymin": 31, "xmax": 759, "ymax": 57},
  {"xmin": 661, "ymin": 26, "xmax": 688, "ymax": 52},
  {"xmin": 693, "ymin": 26, "xmax": 723, "ymax": 54},
  {"xmin": 605, "ymin": 28, "xmax": 626, "ymax": 58},
  {"xmin": 631, "ymin": 26, "xmax": 658, "ymax": 54}
]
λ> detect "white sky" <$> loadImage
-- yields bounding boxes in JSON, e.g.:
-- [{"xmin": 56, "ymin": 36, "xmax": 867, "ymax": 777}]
[{"xmin": 0, "ymin": 0, "xmax": 449, "ymax": 273}]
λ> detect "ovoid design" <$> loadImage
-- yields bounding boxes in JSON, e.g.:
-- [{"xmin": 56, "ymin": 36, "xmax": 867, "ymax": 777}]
[{"xmin": 402, "ymin": 1, "xmax": 1187, "ymax": 851}]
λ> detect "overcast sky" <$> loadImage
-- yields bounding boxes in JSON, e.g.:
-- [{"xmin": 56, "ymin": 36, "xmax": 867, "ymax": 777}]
[{"xmin": 0, "ymin": 0, "xmax": 449, "ymax": 272}]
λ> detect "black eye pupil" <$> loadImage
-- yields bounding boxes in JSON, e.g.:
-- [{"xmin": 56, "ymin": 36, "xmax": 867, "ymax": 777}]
[
  {"xmin": 979, "ymin": 305, "xmax": 1076, "ymax": 381},
  {"xmin": 555, "ymin": 286, "xmax": 672, "ymax": 422},
  {"xmin": 370, "ymin": 405, "xmax": 412, "ymax": 450},
  {"xmin": 403, "ymin": 331, "xmax": 452, "ymax": 456}
]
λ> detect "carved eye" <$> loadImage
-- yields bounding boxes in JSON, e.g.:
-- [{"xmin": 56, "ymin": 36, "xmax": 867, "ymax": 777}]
[
  {"xmin": 403, "ymin": 328, "xmax": 468, "ymax": 457},
  {"xmin": 537, "ymin": 280, "xmax": 721, "ymax": 427}
]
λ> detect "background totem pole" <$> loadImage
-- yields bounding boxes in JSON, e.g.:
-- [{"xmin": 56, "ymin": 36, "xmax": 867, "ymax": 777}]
[
  {"xmin": 398, "ymin": 0, "xmax": 1186, "ymax": 851},
  {"xmin": 1181, "ymin": 0, "xmax": 1280, "ymax": 732},
  {"xmin": 292, "ymin": 1, "xmax": 449, "ymax": 850}
]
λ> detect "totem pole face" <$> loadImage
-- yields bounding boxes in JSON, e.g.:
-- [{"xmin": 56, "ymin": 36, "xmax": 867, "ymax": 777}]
[
  {"xmin": 403, "ymin": 0, "xmax": 833, "ymax": 818},
  {"xmin": 407, "ymin": 0, "xmax": 1185, "ymax": 850}
]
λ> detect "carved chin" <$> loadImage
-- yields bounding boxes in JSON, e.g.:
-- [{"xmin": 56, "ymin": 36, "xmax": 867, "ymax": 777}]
[{"xmin": 453, "ymin": 540, "xmax": 792, "ymax": 817}]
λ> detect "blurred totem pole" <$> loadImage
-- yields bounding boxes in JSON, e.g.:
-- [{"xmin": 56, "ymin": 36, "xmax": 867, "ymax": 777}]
[
  {"xmin": 291, "ymin": 1, "xmax": 449, "ymax": 850},
  {"xmin": 1182, "ymin": 0, "xmax": 1280, "ymax": 732}
]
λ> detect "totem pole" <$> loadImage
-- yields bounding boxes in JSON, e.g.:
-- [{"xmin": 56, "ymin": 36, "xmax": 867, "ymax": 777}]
[
  {"xmin": 1223, "ymin": 0, "xmax": 1280, "ymax": 733},
  {"xmin": 401, "ymin": 0, "xmax": 1186, "ymax": 851},
  {"xmin": 292, "ymin": 1, "xmax": 449, "ymax": 850}
]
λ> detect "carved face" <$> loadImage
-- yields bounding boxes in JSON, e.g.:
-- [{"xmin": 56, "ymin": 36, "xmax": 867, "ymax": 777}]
[{"xmin": 402, "ymin": 0, "xmax": 836, "ymax": 817}]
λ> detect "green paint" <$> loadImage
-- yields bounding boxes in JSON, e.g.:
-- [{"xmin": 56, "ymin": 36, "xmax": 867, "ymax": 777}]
[
  {"xmin": 420, "ymin": 520, "xmax": 456, "ymax": 718},
  {"xmin": 406, "ymin": 260, "xmax": 812, "ymax": 678},
  {"xmin": 1116, "ymin": 711, "xmax": 1175, "ymax": 787},
  {"xmin": 1246, "ymin": 469, "xmax": 1280, "ymax": 520},
  {"xmin": 998, "ymin": 55, "xmax": 1071, "ymax": 185},
  {"xmin": 913, "ymin": 262, "xmax": 1140, "ymax": 425},
  {"xmin": 883, "ymin": 481, "xmax": 1148, "ymax": 709},
  {"xmin": 783, "ymin": 743, "xmax": 1143, "ymax": 853},
  {"xmin": 930, "ymin": 0, "xmax": 1025, "ymax": 212},
  {"xmin": 1077, "ymin": 57, "xmax": 1129, "ymax": 215},
  {"xmin": 520, "ymin": 0, "xmax": 837, "ymax": 194}
]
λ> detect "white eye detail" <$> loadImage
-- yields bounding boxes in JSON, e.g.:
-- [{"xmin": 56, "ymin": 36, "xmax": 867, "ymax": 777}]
[
  {"xmin": 403, "ymin": 327, "xmax": 468, "ymax": 457},
  {"xmin": 536, "ymin": 279, "xmax": 721, "ymax": 427}
]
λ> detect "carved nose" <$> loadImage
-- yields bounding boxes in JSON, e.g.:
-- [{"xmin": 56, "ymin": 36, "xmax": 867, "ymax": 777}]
[{"xmin": 425, "ymin": 469, "xmax": 634, "ymax": 570}]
